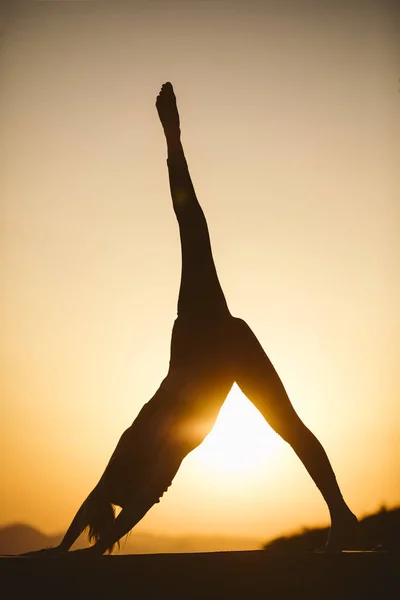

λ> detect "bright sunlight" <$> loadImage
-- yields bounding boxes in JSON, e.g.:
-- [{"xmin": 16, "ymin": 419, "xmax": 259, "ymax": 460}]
[{"xmin": 191, "ymin": 385, "xmax": 281, "ymax": 476}]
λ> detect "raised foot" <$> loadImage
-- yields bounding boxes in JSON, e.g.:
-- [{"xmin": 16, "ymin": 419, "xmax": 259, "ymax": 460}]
[{"xmin": 156, "ymin": 82, "xmax": 181, "ymax": 139}]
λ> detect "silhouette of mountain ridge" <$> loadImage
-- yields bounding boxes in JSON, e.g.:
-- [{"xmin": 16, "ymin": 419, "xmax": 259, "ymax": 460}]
[
  {"xmin": 0, "ymin": 523, "xmax": 62, "ymax": 555},
  {"xmin": 2, "ymin": 506, "xmax": 398, "ymax": 556},
  {"xmin": 0, "ymin": 523, "xmax": 260, "ymax": 555}
]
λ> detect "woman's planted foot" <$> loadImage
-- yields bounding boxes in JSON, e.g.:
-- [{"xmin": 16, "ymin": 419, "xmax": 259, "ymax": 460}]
[
  {"xmin": 317, "ymin": 510, "xmax": 359, "ymax": 553},
  {"xmin": 156, "ymin": 82, "xmax": 181, "ymax": 141}
]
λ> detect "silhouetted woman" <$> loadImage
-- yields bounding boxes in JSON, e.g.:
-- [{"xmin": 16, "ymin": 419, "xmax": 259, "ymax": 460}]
[{"xmin": 25, "ymin": 83, "xmax": 357, "ymax": 557}]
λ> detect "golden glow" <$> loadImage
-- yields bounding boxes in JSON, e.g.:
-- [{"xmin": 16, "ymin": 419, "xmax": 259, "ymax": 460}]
[{"xmin": 1, "ymin": 0, "xmax": 399, "ymax": 541}]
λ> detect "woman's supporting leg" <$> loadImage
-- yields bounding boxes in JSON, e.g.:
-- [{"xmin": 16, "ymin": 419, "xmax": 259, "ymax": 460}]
[
  {"xmin": 232, "ymin": 318, "xmax": 357, "ymax": 551},
  {"xmin": 156, "ymin": 82, "xmax": 229, "ymax": 319}
]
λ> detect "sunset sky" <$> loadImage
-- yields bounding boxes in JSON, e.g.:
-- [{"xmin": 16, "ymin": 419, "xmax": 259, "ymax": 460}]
[{"xmin": 1, "ymin": 0, "xmax": 399, "ymax": 545}]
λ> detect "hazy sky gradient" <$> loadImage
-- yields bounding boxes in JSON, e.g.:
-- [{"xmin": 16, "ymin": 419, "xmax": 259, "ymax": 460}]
[{"xmin": 1, "ymin": 0, "xmax": 399, "ymax": 541}]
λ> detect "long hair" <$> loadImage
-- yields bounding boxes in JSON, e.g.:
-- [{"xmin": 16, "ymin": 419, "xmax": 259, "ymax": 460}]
[{"xmin": 81, "ymin": 487, "xmax": 120, "ymax": 554}]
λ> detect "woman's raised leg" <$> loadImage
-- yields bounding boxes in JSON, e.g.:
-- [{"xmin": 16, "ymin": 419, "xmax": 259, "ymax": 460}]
[
  {"xmin": 156, "ymin": 82, "xmax": 229, "ymax": 320},
  {"xmin": 232, "ymin": 318, "xmax": 358, "ymax": 551}
]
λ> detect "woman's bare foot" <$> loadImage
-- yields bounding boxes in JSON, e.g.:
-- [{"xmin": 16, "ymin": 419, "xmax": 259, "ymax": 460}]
[
  {"xmin": 317, "ymin": 510, "xmax": 359, "ymax": 553},
  {"xmin": 156, "ymin": 82, "xmax": 181, "ymax": 141}
]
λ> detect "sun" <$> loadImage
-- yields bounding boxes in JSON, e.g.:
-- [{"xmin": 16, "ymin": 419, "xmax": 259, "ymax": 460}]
[{"xmin": 190, "ymin": 384, "xmax": 281, "ymax": 476}]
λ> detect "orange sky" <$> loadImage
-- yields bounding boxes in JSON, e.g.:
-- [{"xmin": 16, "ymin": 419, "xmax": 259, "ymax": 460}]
[{"xmin": 1, "ymin": 0, "xmax": 399, "ymax": 543}]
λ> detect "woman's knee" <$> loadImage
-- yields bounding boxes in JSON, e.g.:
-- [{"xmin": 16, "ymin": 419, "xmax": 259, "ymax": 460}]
[{"xmin": 268, "ymin": 410, "xmax": 306, "ymax": 445}]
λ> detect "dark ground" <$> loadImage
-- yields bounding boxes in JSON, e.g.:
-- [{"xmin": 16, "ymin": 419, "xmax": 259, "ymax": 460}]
[{"xmin": 1, "ymin": 550, "xmax": 399, "ymax": 600}]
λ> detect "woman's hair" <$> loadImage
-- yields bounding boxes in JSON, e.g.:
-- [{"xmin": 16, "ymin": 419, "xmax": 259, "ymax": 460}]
[{"xmin": 81, "ymin": 487, "xmax": 120, "ymax": 554}]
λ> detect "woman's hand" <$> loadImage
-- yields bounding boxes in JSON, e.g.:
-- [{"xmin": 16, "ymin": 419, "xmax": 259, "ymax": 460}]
[
  {"xmin": 19, "ymin": 545, "xmax": 67, "ymax": 558},
  {"xmin": 67, "ymin": 545, "xmax": 104, "ymax": 557},
  {"xmin": 19, "ymin": 544, "xmax": 105, "ymax": 558}
]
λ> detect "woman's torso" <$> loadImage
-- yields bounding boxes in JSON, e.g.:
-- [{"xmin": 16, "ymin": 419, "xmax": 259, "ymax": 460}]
[{"xmin": 101, "ymin": 314, "xmax": 240, "ymax": 505}]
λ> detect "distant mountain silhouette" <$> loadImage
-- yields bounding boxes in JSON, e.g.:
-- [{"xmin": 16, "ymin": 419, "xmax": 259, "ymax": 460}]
[
  {"xmin": 263, "ymin": 506, "xmax": 400, "ymax": 552},
  {"xmin": 0, "ymin": 523, "xmax": 259, "ymax": 555},
  {"xmin": 2, "ymin": 506, "xmax": 398, "ymax": 555},
  {"xmin": 0, "ymin": 524, "xmax": 63, "ymax": 555}
]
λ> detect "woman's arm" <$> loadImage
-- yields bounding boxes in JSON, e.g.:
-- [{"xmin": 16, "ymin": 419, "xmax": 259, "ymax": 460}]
[{"xmin": 58, "ymin": 495, "xmax": 92, "ymax": 551}]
